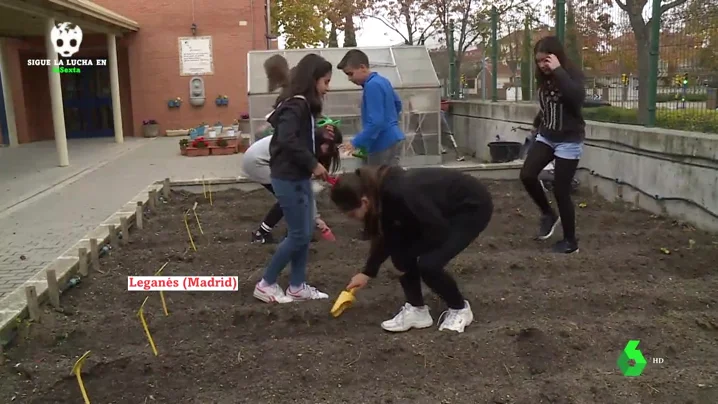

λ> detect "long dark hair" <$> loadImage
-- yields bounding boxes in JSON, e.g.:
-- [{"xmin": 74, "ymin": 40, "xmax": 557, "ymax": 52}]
[
  {"xmin": 533, "ymin": 36, "xmax": 577, "ymax": 89},
  {"xmin": 330, "ymin": 165, "xmax": 393, "ymax": 238},
  {"xmin": 264, "ymin": 55, "xmax": 289, "ymax": 92},
  {"xmin": 315, "ymin": 126, "xmax": 343, "ymax": 174},
  {"xmin": 275, "ymin": 53, "xmax": 332, "ymax": 117}
]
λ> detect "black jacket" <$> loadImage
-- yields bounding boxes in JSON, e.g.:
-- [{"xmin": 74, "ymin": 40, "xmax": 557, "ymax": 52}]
[
  {"xmin": 532, "ymin": 67, "xmax": 586, "ymax": 143},
  {"xmin": 268, "ymin": 97, "xmax": 318, "ymax": 181},
  {"xmin": 363, "ymin": 167, "xmax": 493, "ymax": 277}
]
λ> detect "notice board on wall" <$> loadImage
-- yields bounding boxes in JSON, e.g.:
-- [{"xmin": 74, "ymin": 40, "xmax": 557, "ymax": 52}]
[{"xmin": 178, "ymin": 36, "xmax": 214, "ymax": 76}]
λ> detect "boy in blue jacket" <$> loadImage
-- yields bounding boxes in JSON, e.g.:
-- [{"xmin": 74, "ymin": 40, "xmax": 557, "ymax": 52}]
[{"xmin": 338, "ymin": 49, "xmax": 405, "ymax": 166}]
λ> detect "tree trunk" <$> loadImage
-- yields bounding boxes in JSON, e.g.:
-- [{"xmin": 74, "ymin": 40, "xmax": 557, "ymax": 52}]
[
  {"xmin": 328, "ymin": 23, "xmax": 339, "ymax": 48},
  {"xmin": 343, "ymin": 15, "xmax": 357, "ymax": 47},
  {"xmin": 636, "ymin": 46, "xmax": 650, "ymax": 124},
  {"xmin": 630, "ymin": 20, "xmax": 650, "ymax": 124}
]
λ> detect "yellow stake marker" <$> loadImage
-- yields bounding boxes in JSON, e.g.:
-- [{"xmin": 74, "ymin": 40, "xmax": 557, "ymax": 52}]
[
  {"xmin": 138, "ymin": 296, "xmax": 159, "ymax": 356},
  {"xmin": 201, "ymin": 176, "xmax": 207, "ymax": 198},
  {"xmin": 208, "ymin": 183, "xmax": 213, "ymax": 206},
  {"xmin": 71, "ymin": 350, "xmax": 92, "ymax": 404},
  {"xmin": 155, "ymin": 261, "xmax": 170, "ymax": 316},
  {"xmin": 183, "ymin": 211, "xmax": 197, "ymax": 251},
  {"xmin": 192, "ymin": 201, "xmax": 204, "ymax": 235}
]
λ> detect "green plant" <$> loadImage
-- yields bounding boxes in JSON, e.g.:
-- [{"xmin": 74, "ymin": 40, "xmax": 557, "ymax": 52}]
[
  {"xmin": 179, "ymin": 139, "xmax": 189, "ymax": 148},
  {"xmin": 192, "ymin": 137, "xmax": 209, "ymax": 148},
  {"xmin": 583, "ymin": 106, "xmax": 718, "ymax": 134},
  {"xmin": 656, "ymin": 93, "xmax": 708, "ymax": 103},
  {"xmin": 216, "ymin": 138, "xmax": 228, "ymax": 147}
]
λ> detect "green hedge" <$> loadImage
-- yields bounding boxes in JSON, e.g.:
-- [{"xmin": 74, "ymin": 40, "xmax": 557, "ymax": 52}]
[
  {"xmin": 656, "ymin": 93, "xmax": 708, "ymax": 103},
  {"xmin": 583, "ymin": 106, "xmax": 718, "ymax": 134}
]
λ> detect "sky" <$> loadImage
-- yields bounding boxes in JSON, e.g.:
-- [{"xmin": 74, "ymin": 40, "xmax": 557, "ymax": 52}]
[{"xmin": 276, "ymin": 17, "xmax": 438, "ymax": 49}]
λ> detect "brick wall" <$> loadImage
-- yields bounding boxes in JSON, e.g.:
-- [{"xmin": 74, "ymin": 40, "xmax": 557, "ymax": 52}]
[{"xmin": 96, "ymin": 0, "xmax": 269, "ymax": 136}]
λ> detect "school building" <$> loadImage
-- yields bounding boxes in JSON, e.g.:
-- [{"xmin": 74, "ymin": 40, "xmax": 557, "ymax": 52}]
[{"xmin": 0, "ymin": 0, "xmax": 270, "ymax": 166}]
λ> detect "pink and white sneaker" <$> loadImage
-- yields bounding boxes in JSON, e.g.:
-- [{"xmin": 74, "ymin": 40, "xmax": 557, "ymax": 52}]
[
  {"xmin": 253, "ymin": 282, "xmax": 293, "ymax": 303},
  {"xmin": 286, "ymin": 283, "xmax": 329, "ymax": 301}
]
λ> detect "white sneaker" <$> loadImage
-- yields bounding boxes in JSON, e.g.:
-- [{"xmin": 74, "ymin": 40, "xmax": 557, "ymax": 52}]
[
  {"xmin": 438, "ymin": 301, "xmax": 474, "ymax": 333},
  {"xmin": 285, "ymin": 283, "xmax": 329, "ymax": 301},
  {"xmin": 381, "ymin": 303, "xmax": 434, "ymax": 332},
  {"xmin": 253, "ymin": 282, "xmax": 293, "ymax": 304}
]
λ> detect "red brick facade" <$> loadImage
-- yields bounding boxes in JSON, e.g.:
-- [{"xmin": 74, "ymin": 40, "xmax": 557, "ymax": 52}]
[{"xmin": 1, "ymin": 0, "xmax": 270, "ymax": 143}]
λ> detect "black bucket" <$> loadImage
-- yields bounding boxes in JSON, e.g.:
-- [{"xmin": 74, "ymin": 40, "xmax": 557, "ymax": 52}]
[{"xmin": 488, "ymin": 141, "xmax": 522, "ymax": 163}]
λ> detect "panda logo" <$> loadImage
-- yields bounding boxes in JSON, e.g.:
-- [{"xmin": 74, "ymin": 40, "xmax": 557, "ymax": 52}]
[{"xmin": 50, "ymin": 22, "xmax": 83, "ymax": 58}]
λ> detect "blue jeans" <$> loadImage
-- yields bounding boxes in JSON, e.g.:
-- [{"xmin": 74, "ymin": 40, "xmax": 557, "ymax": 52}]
[{"xmin": 262, "ymin": 178, "xmax": 314, "ymax": 287}]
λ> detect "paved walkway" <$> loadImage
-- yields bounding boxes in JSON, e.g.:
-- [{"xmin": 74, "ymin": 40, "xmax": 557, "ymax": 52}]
[{"xmin": 0, "ymin": 137, "xmax": 245, "ymax": 300}]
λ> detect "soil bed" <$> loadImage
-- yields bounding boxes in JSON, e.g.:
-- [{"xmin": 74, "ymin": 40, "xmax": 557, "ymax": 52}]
[{"xmin": 1, "ymin": 180, "xmax": 717, "ymax": 403}]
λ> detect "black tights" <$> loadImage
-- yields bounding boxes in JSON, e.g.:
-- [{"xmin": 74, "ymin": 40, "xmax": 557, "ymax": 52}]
[
  {"xmin": 519, "ymin": 141, "xmax": 579, "ymax": 241},
  {"xmin": 260, "ymin": 184, "xmax": 284, "ymax": 230},
  {"xmin": 393, "ymin": 209, "xmax": 492, "ymax": 310}
]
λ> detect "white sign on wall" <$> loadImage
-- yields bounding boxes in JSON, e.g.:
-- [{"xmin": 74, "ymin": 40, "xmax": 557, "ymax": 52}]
[{"xmin": 178, "ymin": 36, "xmax": 214, "ymax": 76}]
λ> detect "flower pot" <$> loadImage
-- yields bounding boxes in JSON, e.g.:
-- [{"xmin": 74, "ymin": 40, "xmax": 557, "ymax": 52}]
[
  {"xmin": 232, "ymin": 124, "xmax": 239, "ymax": 131},
  {"xmin": 211, "ymin": 146, "xmax": 235, "ymax": 156},
  {"xmin": 213, "ymin": 125, "xmax": 222, "ymax": 133},
  {"xmin": 143, "ymin": 124, "xmax": 160, "ymax": 138},
  {"xmin": 186, "ymin": 147, "xmax": 210, "ymax": 157},
  {"xmin": 224, "ymin": 138, "xmax": 238, "ymax": 148},
  {"xmin": 180, "ymin": 147, "xmax": 188, "ymax": 156},
  {"xmin": 226, "ymin": 129, "xmax": 235, "ymax": 137},
  {"xmin": 239, "ymin": 119, "xmax": 251, "ymax": 134},
  {"xmin": 208, "ymin": 130, "xmax": 217, "ymax": 138}
]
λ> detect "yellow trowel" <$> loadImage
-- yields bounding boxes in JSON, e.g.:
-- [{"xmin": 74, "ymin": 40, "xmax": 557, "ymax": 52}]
[{"xmin": 330, "ymin": 289, "xmax": 356, "ymax": 317}]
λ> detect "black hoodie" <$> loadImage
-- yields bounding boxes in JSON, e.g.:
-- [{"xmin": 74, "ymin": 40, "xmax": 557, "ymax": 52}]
[
  {"xmin": 532, "ymin": 66, "xmax": 586, "ymax": 143},
  {"xmin": 362, "ymin": 166, "xmax": 493, "ymax": 277},
  {"xmin": 267, "ymin": 96, "xmax": 318, "ymax": 181}
]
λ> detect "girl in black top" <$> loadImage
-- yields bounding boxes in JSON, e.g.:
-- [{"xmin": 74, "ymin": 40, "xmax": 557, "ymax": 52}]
[
  {"xmin": 330, "ymin": 166, "xmax": 493, "ymax": 333},
  {"xmin": 521, "ymin": 36, "xmax": 586, "ymax": 254},
  {"xmin": 253, "ymin": 53, "xmax": 333, "ymax": 304}
]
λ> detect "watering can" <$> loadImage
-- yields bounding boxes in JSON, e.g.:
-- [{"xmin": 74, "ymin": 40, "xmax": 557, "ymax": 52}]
[
  {"xmin": 330, "ymin": 289, "xmax": 356, "ymax": 317},
  {"xmin": 316, "ymin": 116, "xmax": 341, "ymax": 128},
  {"xmin": 352, "ymin": 147, "xmax": 368, "ymax": 159}
]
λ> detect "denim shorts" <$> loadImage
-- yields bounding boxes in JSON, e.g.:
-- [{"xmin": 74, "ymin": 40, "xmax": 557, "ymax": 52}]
[{"xmin": 536, "ymin": 134, "xmax": 584, "ymax": 160}]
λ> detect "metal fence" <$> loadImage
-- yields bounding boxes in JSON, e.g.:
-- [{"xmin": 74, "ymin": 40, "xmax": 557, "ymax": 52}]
[{"xmin": 443, "ymin": 0, "xmax": 717, "ymax": 133}]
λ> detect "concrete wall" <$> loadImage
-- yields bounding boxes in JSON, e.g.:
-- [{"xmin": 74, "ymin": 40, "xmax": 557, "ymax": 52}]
[{"xmin": 450, "ymin": 100, "xmax": 718, "ymax": 232}]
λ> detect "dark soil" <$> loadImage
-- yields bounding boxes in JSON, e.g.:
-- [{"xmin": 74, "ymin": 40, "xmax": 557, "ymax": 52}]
[{"xmin": 1, "ymin": 180, "xmax": 717, "ymax": 404}]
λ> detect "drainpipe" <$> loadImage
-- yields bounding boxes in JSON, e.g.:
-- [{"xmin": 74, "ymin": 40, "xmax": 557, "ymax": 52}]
[{"xmin": 266, "ymin": 0, "xmax": 271, "ymax": 49}]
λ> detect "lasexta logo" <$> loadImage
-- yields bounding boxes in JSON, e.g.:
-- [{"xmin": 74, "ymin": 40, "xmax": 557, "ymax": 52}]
[
  {"xmin": 617, "ymin": 340, "xmax": 647, "ymax": 377},
  {"xmin": 50, "ymin": 22, "xmax": 83, "ymax": 57}
]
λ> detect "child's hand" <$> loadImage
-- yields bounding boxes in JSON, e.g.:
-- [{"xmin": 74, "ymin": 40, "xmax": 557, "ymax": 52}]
[
  {"xmin": 323, "ymin": 125, "xmax": 335, "ymax": 139},
  {"xmin": 315, "ymin": 218, "xmax": 329, "ymax": 231},
  {"xmin": 342, "ymin": 142, "xmax": 354, "ymax": 154},
  {"xmin": 313, "ymin": 163, "xmax": 328, "ymax": 180},
  {"xmin": 546, "ymin": 54, "xmax": 561, "ymax": 71},
  {"xmin": 347, "ymin": 273, "xmax": 370, "ymax": 290}
]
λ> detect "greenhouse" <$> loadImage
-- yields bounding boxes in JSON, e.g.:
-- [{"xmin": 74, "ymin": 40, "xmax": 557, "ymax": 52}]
[{"xmin": 246, "ymin": 46, "xmax": 443, "ymax": 166}]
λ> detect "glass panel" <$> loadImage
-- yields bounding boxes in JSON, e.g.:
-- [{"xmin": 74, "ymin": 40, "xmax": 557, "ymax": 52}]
[
  {"xmin": 100, "ymin": 104, "xmax": 113, "ymax": 129},
  {"xmin": 61, "ymin": 74, "xmax": 81, "ymax": 100},
  {"xmin": 64, "ymin": 107, "xmax": 82, "ymax": 132},
  {"xmin": 363, "ymin": 48, "xmax": 394, "ymax": 66},
  {"xmin": 248, "ymin": 52, "xmax": 274, "ymax": 94},
  {"xmin": 392, "ymin": 47, "xmax": 440, "ymax": 87},
  {"xmin": 283, "ymin": 50, "xmax": 306, "ymax": 68},
  {"xmin": 86, "ymin": 105, "xmax": 100, "ymax": 131},
  {"xmin": 97, "ymin": 68, "xmax": 111, "ymax": 97},
  {"xmin": 319, "ymin": 50, "xmax": 355, "ymax": 91}
]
